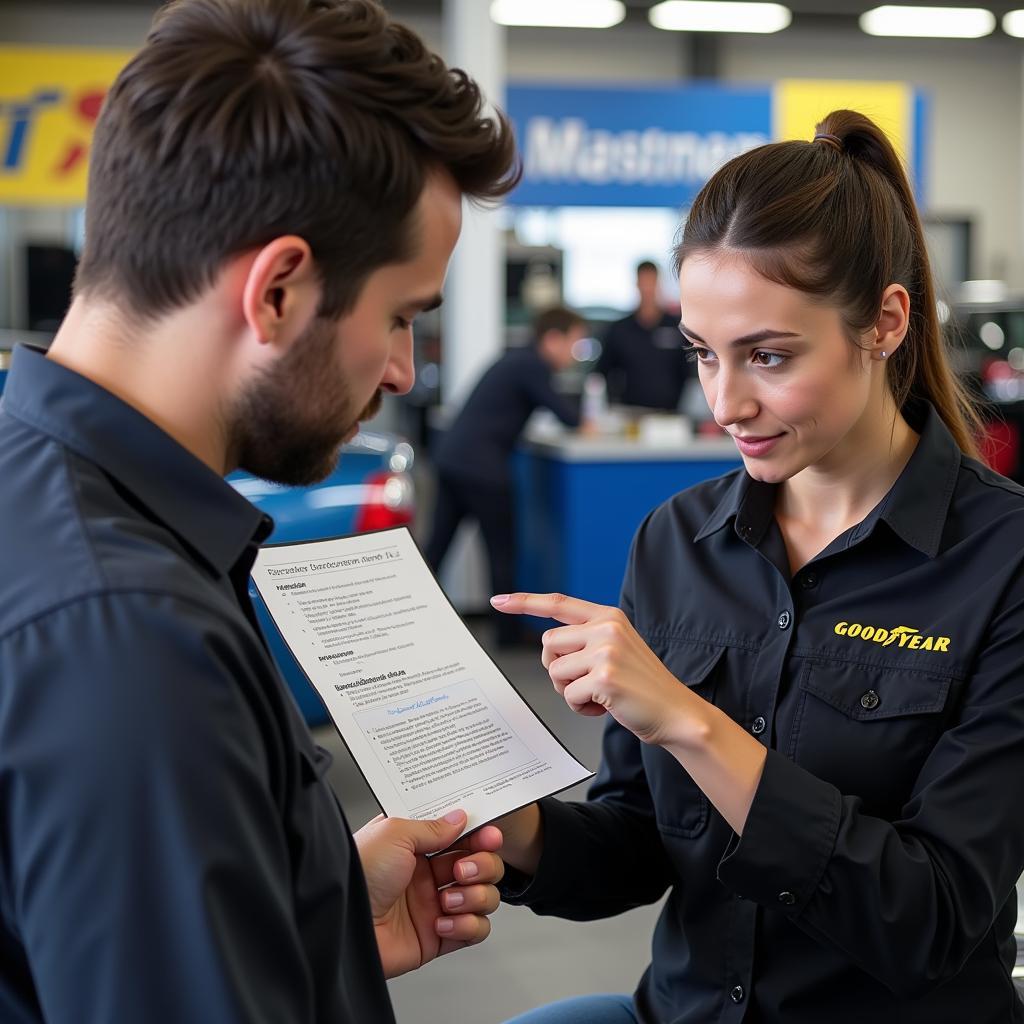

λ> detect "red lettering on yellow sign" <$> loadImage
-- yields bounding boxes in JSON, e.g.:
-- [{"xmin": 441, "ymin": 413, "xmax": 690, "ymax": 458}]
[{"xmin": 54, "ymin": 88, "xmax": 105, "ymax": 178}]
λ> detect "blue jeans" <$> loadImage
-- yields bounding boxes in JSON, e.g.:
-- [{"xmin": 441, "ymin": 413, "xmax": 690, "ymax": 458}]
[{"xmin": 503, "ymin": 994, "xmax": 637, "ymax": 1024}]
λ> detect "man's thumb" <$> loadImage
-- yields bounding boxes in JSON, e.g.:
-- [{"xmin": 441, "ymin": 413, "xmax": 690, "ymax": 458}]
[{"xmin": 406, "ymin": 809, "xmax": 467, "ymax": 855}]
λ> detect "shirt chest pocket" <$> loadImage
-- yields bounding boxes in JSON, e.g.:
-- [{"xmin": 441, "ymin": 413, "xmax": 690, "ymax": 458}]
[
  {"xmin": 788, "ymin": 658, "xmax": 954, "ymax": 813},
  {"xmin": 640, "ymin": 640, "xmax": 726, "ymax": 839}
]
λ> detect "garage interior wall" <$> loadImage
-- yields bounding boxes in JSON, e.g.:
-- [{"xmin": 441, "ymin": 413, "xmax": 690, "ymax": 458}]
[{"xmin": 1, "ymin": 3, "xmax": 1021, "ymax": 289}]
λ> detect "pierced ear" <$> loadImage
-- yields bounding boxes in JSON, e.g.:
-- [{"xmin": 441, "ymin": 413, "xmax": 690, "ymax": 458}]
[
  {"xmin": 241, "ymin": 237, "xmax": 317, "ymax": 347},
  {"xmin": 874, "ymin": 284, "xmax": 910, "ymax": 359}
]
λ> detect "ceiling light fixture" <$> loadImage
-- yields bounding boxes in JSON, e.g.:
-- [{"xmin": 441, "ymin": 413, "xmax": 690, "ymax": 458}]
[
  {"xmin": 1002, "ymin": 10, "xmax": 1024, "ymax": 36},
  {"xmin": 648, "ymin": 1, "xmax": 792, "ymax": 33},
  {"xmin": 489, "ymin": 0, "xmax": 626, "ymax": 29},
  {"xmin": 860, "ymin": 6, "xmax": 996, "ymax": 38}
]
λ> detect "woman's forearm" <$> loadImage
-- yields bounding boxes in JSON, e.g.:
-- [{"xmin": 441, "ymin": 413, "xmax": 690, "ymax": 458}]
[
  {"xmin": 664, "ymin": 700, "xmax": 767, "ymax": 836},
  {"xmin": 496, "ymin": 802, "xmax": 544, "ymax": 875}
]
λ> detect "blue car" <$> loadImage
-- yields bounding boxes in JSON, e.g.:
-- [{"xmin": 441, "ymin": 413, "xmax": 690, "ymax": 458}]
[
  {"xmin": 230, "ymin": 431, "xmax": 416, "ymax": 723},
  {"xmin": 0, "ymin": 352, "xmax": 414, "ymax": 724}
]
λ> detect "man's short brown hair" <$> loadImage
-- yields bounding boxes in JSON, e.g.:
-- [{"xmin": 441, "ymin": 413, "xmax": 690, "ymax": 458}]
[
  {"xmin": 75, "ymin": 0, "xmax": 520, "ymax": 320},
  {"xmin": 532, "ymin": 306, "xmax": 586, "ymax": 341}
]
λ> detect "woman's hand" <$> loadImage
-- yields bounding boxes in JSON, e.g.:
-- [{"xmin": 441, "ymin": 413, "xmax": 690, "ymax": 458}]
[
  {"xmin": 491, "ymin": 592, "xmax": 768, "ymax": 835},
  {"xmin": 354, "ymin": 810, "xmax": 504, "ymax": 978},
  {"xmin": 490, "ymin": 592, "xmax": 704, "ymax": 748}
]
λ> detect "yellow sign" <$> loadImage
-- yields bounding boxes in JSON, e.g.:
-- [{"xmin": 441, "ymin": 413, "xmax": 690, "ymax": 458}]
[
  {"xmin": 1, "ymin": 51, "xmax": 921, "ymax": 207},
  {"xmin": 774, "ymin": 79, "xmax": 913, "ymax": 167},
  {"xmin": 0, "ymin": 47, "xmax": 133, "ymax": 205}
]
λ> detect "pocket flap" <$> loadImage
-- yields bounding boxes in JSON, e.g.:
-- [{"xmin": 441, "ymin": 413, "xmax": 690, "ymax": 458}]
[
  {"xmin": 800, "ymin": 660, "xmax": 951, "ymax": 721},
  {"xmin": 650, "ymin": 640, "xmax": 726, "ymax": 692}
]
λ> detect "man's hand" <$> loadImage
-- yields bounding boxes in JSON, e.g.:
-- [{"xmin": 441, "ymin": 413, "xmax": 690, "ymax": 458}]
[
  {"xmin": 490, "ymin": 591, "xmax": 701, "ymax": 747},
  {"xmin": 354, "ymin": 810, "xmax": 504, "ymax": 979}
]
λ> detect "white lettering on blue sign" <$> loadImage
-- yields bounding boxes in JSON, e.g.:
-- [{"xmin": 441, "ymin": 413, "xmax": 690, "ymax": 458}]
[{"xmin": 524, "ymin": 117, "xmax": 768, "ymax": 187}]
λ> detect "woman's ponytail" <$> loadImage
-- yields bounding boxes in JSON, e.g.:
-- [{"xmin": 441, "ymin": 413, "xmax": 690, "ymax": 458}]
[{"xmin": 815, "ymin": 110, "xmax": 982, "ymax": 456}]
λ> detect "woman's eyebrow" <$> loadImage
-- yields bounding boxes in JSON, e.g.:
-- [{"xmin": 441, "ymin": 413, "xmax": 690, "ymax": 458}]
[{"xmin": 678, "ymin": 322, "xmax": 801, "ymax": 347}]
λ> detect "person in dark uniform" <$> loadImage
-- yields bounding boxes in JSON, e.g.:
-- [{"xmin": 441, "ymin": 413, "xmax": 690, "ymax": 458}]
[
  {"xmin": 0, "ymin": 3, "xmax": 520, "ymax": 1021},
  {"xmin": 490, "ymin": 111, "xmax": 1024, "ymax": 1024},
  {"xmin": 426, "ymin": 307, "xmax": 585, "ymax": 646},
  {"xmin": 595, "ymin": 260, "xmax": 689, "ymax": 411}
]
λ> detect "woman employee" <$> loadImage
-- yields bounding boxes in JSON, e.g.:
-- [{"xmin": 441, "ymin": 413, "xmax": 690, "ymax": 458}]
[{"xmin": 491, "ymin": 109, "xmax": 1024, "ymax": 1024}]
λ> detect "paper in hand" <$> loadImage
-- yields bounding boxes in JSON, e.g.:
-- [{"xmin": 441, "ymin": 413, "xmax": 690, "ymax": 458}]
[{"xmin": 250, "ymin": 527, "xmax": 592, "ymax": 837}]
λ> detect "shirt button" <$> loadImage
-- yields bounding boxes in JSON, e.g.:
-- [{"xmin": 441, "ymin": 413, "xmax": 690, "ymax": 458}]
[
  {"xmin": 730, "ymin": 985, "xmax": 745, "ymax": 1003},
  {"xmin": 778, "ymin": 891, "xmax": 796, "ymax": 906},
  {"xmin": 777, "ymin": 610, "xmax": 791, "ymax": 630},
  {"xmin": 800, "ymin": 571, "xmax": 819, "ymax": 589},
  {"xmin": 751, "ymin": 716, "xmax": 766, "ymax": 735},
  {"xmin": 860, "ymin": 690, "xmax": 880, "ymax": 710},
  {"xmin": 739, "ymin": 523, "xmax": 753, "ymax": 540}
]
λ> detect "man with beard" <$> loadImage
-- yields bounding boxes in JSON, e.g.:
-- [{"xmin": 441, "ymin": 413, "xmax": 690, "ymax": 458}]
[{"xmin": 0, "ymin": 1, "xmax": 518, "ymax": 1021}]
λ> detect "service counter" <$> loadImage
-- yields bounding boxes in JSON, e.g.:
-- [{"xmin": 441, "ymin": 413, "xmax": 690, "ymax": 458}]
[{"xmin": 514, "ymin": 425, "xmax": 742, "ymax": 609}]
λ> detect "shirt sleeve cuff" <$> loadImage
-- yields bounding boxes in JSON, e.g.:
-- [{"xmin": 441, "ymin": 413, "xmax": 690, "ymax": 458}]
[
  {"xmin": 716, "ymin": 748, "xmax": 842, "ymax": 916},
  {"xmin": 499, "ymin": 796, "xmax": 582, "ymax": 906}
]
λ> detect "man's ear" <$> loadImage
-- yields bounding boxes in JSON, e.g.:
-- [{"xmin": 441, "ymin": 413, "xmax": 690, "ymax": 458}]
[{"xmin": 241, "ymin": 236, "xmax": 320, "ymax": 350}]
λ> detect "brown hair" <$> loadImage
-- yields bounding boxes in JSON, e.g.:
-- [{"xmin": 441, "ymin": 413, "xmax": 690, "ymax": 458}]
[
  {"xmin": 533, "ymin": 306, "xmax": 586, "ymax": 340},
  {"xmin": 674, "ymin": 108, "xmax": 981, "ymax": 457},
  {"xmin": 75, "ymin": 0, "xmax": 520, "ymax": 320}
]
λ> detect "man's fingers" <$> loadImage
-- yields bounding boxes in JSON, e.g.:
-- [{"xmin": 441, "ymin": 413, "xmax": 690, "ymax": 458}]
[
  {"xmin": 489, "ymin": 591, "xmax": 604, "ymax": 625},
  {"xmin": 435, "ymin": 914, "xmax": 492, "ymax": 947},
  {"xmin": 465, "ymin": 824, "xmax": 503, "ymax": 853},
  {"xmin": 430, "ymin": 850, "xmax": 505, "ymax": 889},
  {"xmin": 440, "ymin": 883, "xmax": 501, "ymax": 916}
]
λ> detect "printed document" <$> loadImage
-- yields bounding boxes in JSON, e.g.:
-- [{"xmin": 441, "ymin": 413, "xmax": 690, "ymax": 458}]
[{"xmin": 251, "ymin": 527, "xmax": 591, "ymax": 836}]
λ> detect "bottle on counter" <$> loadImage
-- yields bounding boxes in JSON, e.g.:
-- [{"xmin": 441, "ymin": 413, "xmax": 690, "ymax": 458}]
[{"xmin": 581, "ymin": 372, "xmax": 608, "ymax": 432}]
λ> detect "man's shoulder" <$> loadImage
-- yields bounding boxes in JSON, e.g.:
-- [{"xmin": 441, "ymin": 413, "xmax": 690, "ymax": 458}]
[
  {"xmin": 0, "ymin": 582, "xmax": 283, "ymax": 790},
  {"xmin": 499, "ymin": 345, "xmax": 542, "ymax": 371},
  {"xmin": 473, "ymin": 347, "xmax": 545, "ymax": 394},
  {"xmin": 0, "ymin": 419, "xmax": 225, "ymax": 638}
]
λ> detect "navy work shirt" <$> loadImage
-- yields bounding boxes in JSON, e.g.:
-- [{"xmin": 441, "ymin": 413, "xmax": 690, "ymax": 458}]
[
  {"xmin": 0, "ymin": 346, "xmax": 393, "ymax": 1023},
  {"xmin": 434, "ymin": 345, "xmax": 579, "ymax": 488},
  {"xmin": 595, "ymin": 310, "xmax": 690, "ymax": 411},
  {"xmin": 504, "ymin": 402, "xmax": 1024, "ymax": 1023}
]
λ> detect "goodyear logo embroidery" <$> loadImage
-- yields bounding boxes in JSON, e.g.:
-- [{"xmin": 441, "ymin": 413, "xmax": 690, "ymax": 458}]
[{"xmin": 834, "ymin": 621, "xmax": 950, "ymax": 653}]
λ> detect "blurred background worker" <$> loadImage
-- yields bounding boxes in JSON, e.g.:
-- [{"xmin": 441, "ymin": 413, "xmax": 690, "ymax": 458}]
[
  {"xmin": 426, "ymin": 307, "xmax": 586, "ymax": 646},
  {"xmin": 596, "ymin": 259, "xmax": 690, "ymax": 411}
]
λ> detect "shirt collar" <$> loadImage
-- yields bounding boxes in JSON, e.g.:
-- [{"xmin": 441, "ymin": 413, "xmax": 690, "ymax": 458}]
[
  {"xmin": 694, "ymin": 469, "xmax": 776, "ymax": 547},
  {"xmin": 1, "ymin": 344, "xmax": 270, "ymax": 575},
  {"xmin": 694, "ymin": 402, "xmax": 961, "ymax": 559},
  {"xmin": 864, "ymin": 401, "xmax": 961, "ymax": 558}
]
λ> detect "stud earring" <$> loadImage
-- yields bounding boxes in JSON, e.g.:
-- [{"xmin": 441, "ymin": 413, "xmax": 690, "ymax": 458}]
[{"xmin": 880, "ymin": 351, "xmax": 888, "ymax": 359}]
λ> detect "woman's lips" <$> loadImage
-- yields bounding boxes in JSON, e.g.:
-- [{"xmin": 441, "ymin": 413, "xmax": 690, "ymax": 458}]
[{"xmin": 732, "ymin": 433, "xmax": 784, "ymax": 457}]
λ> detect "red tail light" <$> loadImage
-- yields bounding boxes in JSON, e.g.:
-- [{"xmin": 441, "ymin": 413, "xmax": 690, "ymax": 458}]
[
  {"xmin": 353, "ymin": 471, "xmax": 415, "ymax": 533},
  {"xmin": 978, "ymin": 419, "xmax": 1020, "ymax": 479}
]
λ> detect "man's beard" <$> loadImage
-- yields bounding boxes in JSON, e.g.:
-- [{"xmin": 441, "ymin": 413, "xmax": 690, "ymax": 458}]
[{"xmin": 229, "ymin": 316, "xmax": 381, "ymax": 486}]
